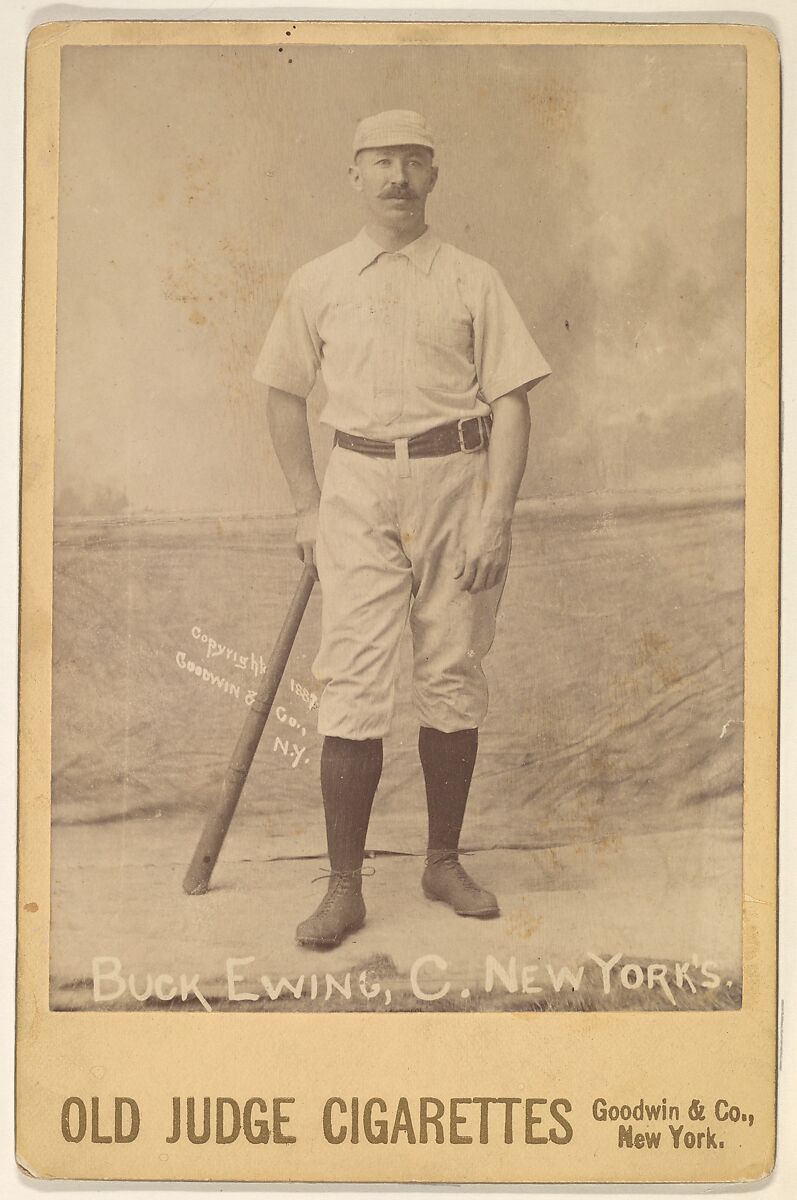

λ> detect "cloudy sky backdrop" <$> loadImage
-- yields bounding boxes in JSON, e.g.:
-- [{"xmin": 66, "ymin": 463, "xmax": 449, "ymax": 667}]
[{"xmin": 54, "ymin": 42, "xmax": 746, "ymax": 516}]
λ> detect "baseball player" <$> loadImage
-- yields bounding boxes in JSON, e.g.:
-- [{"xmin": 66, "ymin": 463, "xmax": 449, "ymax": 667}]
[{"xmin": 255, "ymin": 110, "xmax": 551, "ymax": 948}]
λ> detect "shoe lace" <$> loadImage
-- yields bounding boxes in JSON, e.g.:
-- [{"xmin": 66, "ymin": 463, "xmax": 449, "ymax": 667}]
[
  {"xmin": 308, "ymin": 867, "xmax": 373, "ymax": 916},
  {"xmin": 427, "ymin": 852, "xmax": 482, "ymax": 892},
  {"xmin": 448, "ymin": 861, "xmax": 483, "ymax": 892},
  {"xmin": 310, "ymin": 865, "xmax": 374, "ymax": 891},
  {"xmin": 313, "ymin": 885, "xmax": 340, "ymax": 916}
]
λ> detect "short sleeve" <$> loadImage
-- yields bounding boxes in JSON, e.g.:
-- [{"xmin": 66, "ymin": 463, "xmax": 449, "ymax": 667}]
[
  {"xmin": 253, "ymin": 270, "xmax": 322, "ymax": 399},
  {"xmin": 473, "ymin": 268, "xmax": 552, "ymax": 403}
]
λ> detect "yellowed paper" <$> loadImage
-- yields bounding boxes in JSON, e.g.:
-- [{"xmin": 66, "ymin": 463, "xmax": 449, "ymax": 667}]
[{"xmin": 17, "ymin": 19, "xmax": 779, "ymax": 1183}]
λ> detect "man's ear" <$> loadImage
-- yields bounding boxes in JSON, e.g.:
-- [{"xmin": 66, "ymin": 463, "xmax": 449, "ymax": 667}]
[
  {"xmin": 348, "ymin": 162, "xmax": 363, "ymax": 193},
  {"xmin": 429, "ymin": 164, "xmax": 439, "ymax": 192}
]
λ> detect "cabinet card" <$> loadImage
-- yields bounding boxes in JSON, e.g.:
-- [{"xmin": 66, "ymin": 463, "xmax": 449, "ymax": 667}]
[{"xmin": 17, "ymin": 19, "xmax": 779, "ymax": 1184}]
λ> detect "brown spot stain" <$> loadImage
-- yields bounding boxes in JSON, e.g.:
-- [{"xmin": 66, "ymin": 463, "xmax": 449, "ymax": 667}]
[
  {"xmin": 521, "ymin": 82, "xmax": 580, "ymax": 133},
  {"xmin": 504, "ymin": 906, "xmax": 543, "ymax": 940},
  {"xmin": 638, "ymin": 628, "xmax": 682, "ymax": 687},
  {"xmin": 546, "ymin": 847, "xmax": 563, "ymax": 872},
  {"xmin": 23, "ymin": 902, "xmax": 38, "ymax": 913},
  {"xmin": 162, "ymin": 266, "xmax": 199, "ymax": 306},
  {"xmin": 183, "ymin": 155, "xmax": 209, "ymax": 195},
  {"xmin": 589, "ymin": 746, "xmax": 612, "ymax": 778},
  {"xmin": 189, "ymin": 309, "xmax": 207, "ymax": 326}
]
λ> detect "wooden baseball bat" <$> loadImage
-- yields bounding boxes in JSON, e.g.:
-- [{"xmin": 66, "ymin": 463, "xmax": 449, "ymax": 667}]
[{"xmin": 182, "ymin": 563, "xmax": 317, "ymax": 895}]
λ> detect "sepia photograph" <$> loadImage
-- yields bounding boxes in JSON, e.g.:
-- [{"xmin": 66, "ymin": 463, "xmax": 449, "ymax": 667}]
[{"xmin": 49, "ymin": 37, "xmax": 747, "ymax": 1015}]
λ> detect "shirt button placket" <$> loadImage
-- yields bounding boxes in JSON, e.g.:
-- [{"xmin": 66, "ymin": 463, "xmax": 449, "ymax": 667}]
[{"xmin": 375, "ymin": 254, "xmax": 406, "ymax": 425}]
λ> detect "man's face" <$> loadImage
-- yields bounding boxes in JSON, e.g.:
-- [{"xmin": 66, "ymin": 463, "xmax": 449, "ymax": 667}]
[{"xmin": 348, "ymin": 145, "xmax": 438, "ymax": 226}]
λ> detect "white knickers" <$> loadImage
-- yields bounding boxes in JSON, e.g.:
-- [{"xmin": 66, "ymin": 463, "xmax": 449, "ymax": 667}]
[{"xmin": 313, "ymin": 443, "xmax": 507, "ymax": 740}]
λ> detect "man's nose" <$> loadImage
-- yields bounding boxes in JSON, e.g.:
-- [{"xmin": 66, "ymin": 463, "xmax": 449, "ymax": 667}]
[{"xmin": 388, "ymin": 160, "xmax": 408, "ymax": 184}]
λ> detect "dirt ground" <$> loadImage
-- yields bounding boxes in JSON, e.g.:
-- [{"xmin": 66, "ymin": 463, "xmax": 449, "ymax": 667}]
[
  {"xmin": 48, "ymin": 498, "xmax": 744, "ymax": 1013},
  {"xmin": 50, "ymin": 817, "xmax": 742, "ymax": 1013}
]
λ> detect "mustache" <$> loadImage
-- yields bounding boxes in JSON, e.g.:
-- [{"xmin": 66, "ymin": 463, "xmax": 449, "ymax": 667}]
[{"xmin": 379, "ymin": 187, "xmax": 416, "ymax": 199}]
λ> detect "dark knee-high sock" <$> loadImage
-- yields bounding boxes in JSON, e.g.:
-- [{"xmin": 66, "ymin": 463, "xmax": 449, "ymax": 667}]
[
  {"xmin": 320, "ymin": 736, "xmax": 383, "ymax": 872},
  {"xmin": 419, "ymin": 726, "xmax": 478, "ymax": 852}
]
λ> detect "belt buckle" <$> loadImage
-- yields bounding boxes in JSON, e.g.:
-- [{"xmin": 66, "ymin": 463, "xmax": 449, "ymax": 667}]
[{"xmin": 458, "ymin": 416, "xmax": 485, "ymax": 453}]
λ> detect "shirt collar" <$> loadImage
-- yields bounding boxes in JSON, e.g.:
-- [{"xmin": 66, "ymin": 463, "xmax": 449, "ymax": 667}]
[{"xmin": 350, "ymin": 226, "xmax": 442, "ymax": 275}]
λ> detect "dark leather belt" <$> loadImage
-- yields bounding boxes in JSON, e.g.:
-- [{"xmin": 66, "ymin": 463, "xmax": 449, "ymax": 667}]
[{"xmin": 334, "ymin": 413, "xmax": 492, "ymax": 459}]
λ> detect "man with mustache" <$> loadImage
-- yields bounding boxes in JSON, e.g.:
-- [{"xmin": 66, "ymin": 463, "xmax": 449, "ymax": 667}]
[{"xmin": 255, "ymin": 110, "xmax": 551, "ymax": 948}]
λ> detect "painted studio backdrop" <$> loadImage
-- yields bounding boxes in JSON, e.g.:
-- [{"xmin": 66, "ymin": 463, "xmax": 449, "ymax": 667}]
[{"xmin": 51, "ymin": 42, "xmax": 745, "ymax": 1012}]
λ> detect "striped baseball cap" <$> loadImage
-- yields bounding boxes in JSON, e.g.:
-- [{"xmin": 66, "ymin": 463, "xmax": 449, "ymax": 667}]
[{"xmin": 353, "ymin": 110, "xmax": 434, "ymax": 156}]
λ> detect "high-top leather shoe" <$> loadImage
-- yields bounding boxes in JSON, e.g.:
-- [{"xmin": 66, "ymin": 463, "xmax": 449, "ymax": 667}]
[
  {"xmin": 295, "ymin": 870, "xmax": 367, "ymax": 948},
  {"xmin": 422, "ymin": 850, "xmax": 500, "ymax": 918}
]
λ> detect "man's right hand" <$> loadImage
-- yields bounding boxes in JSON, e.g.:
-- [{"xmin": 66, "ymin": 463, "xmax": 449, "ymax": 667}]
[{"xmin": 295, "ymin": 504, "xmax": 319, "ymax": 572}]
